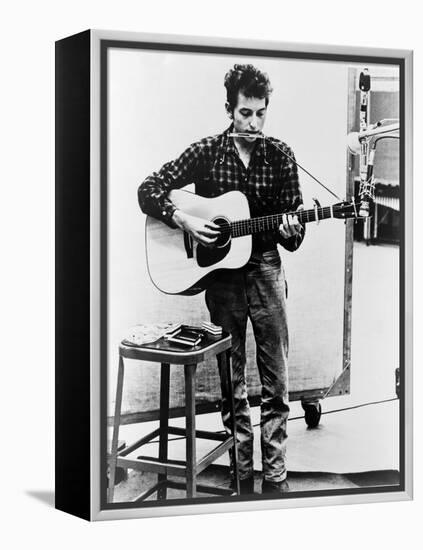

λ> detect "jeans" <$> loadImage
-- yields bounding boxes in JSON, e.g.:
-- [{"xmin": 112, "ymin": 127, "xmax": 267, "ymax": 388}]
[{"xmin": 205, "ymin": 249, "xmax": 289, "ymax": 482}]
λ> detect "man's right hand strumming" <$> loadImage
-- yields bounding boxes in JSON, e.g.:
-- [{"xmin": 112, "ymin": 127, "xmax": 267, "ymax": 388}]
[{"xmin": 172, "ymin": 209, "xmax": 221, "ymax": 248}]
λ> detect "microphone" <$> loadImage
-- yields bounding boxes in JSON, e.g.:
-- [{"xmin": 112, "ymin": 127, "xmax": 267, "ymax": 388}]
[{"xmin": 347, "ymin": 122, "xmax": 399, "ymax": 155}]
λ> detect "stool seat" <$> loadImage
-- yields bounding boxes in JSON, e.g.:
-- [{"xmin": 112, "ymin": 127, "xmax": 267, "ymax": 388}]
[
  {"xmin": 108, "ymin": 331, "xmax": 240, "ymax": 503},
  {"xmin": 119, "ymin": 331, "xmax": 232, "ymax": 363}
]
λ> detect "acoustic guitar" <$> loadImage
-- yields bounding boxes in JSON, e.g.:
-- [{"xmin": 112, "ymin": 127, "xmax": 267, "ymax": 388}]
[{"xmin": 145, "ymin": 189, "xmax": 361, "ymax": 295}]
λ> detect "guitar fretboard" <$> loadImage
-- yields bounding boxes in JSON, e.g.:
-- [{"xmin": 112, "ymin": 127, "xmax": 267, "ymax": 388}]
[{"xmin": 230, "ymin": 206, "xmax": 334, "ymax": 238}]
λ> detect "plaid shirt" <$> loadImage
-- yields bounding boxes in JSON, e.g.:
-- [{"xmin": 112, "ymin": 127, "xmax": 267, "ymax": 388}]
[{"xmin": 138, "ymin": 125, "xmax": 305, "ymax": 252}]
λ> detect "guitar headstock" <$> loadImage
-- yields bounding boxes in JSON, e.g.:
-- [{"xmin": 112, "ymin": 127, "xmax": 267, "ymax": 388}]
[{"xmin": 332, "ymin": 200, "xmax": 364, "ymax": 219}]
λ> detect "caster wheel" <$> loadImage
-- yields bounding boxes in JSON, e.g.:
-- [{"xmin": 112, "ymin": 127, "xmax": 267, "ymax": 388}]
[{"xmin": 302, "ymin": 401, "xmax": 322, "ymax": 428}]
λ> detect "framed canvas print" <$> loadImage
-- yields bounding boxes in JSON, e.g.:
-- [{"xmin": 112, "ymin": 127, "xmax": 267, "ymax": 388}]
[{"xmin": 55, "ymin": 29, "xmax": 413, "ymax": 521}]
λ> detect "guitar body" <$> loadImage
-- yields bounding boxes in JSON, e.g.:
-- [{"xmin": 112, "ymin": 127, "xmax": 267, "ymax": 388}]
[
  {"xmin": 145, "ymin": 189, "xmax": 358, "ymax": 295},
  {"xmin": 145, "ymin": 189, "xmax": 252, "ymax": 295}
]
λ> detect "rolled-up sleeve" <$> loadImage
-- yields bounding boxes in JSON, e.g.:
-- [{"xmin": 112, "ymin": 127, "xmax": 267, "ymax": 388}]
[{"xmin": 138, "ymin": 143, "xmax": 202, "ymax": 228}]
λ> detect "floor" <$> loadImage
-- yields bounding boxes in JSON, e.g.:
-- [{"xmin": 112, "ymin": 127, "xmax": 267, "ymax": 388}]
[{"xmin": 109, "ymin": 242, "xmax": 401, "ymax": 502}]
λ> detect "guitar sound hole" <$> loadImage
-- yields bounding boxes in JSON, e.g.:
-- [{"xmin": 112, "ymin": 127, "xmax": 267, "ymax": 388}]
[{"xmin": 212, "ymin": 217, "xmax": 231, "ymax": 248}]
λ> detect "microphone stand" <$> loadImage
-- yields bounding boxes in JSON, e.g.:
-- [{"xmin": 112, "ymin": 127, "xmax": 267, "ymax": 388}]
[{"xmin": 348, "ymin": 69, "xmax": 399, "ymax": 243}]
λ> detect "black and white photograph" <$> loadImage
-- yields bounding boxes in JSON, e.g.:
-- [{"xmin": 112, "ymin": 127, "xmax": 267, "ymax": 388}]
[
  {"xmin": 93, "ymin": 34, "xmax": 409, "ymax": 514},
  {"xmin": 4, "ymin": 0, "xmax": 422, "ymax": 545}
]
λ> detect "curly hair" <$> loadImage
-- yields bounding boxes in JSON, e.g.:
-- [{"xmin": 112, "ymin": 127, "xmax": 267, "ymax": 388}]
[{"xmin": 224, "ymin": 64, "xmax": 273, "ymax": 111}]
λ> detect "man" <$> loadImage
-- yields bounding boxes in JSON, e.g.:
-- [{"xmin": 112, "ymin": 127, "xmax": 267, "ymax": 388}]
[{"xmin": 138, "ymin": 64, "xmax": 305, "ymax": 494}]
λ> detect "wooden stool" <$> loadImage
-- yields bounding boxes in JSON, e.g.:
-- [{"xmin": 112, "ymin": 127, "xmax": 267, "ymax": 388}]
[{"xmin": 108, "ymin": 332, "xmax": 240, "ymax": 503}]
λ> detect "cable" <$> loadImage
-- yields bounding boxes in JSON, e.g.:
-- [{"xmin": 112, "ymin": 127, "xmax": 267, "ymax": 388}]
[
  {"xmin": 229, "ymin": 132, "xmax": 342, "ymax": 200},
  {"xmin": 131, "ymin": 397, "xmax": 398, "ymax": 447},
  {"xmin": 265, "ymin": 137, "xmax": 343, "ymax": 201},
  {"xmin": 288, "ymin": 397, "xmax": 398, "ymax": 421}
]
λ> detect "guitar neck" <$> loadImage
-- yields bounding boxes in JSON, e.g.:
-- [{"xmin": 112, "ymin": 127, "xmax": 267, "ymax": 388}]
[{"xmin": 230, "ymin": 206, "xmax": 334, "ymax": 238}]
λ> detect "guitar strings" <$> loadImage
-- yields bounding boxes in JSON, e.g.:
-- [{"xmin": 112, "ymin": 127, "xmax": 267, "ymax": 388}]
[{"xmin": 215, "ymin": 206, "xmax": 335, "ymax": 236}]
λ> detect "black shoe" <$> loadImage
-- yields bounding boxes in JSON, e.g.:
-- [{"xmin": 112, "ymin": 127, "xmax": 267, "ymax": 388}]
[
  {"xmin": 230, "ymin": 476, "xmax": 255, "ymax": 495},
  {"xmin": 261, "ymin": 479, "xmax": 290, "ymax": 494}
]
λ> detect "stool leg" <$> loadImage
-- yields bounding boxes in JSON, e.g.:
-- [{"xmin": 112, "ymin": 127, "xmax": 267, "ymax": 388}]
[
  {"xmin": 219, "ymin": 349, "xmax": 240, "ymax": 495},
  {"xmin": 108, "ymin": 355, "xmax": 125, "ymax": 503},
  {"xmin": 158, "ymin": 363, "xmax": 170, "ymax": 500},
  {"xmin": 184, "ymin": 364, "xmax": 197, "ymax": 498}
]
